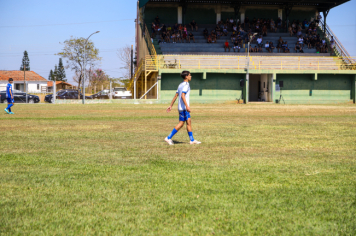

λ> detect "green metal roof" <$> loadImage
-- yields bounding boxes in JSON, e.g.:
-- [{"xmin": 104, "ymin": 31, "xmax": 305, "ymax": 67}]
[{"xmin": 139, "ymin": 0, "xmax": 349, "ymax": 10}]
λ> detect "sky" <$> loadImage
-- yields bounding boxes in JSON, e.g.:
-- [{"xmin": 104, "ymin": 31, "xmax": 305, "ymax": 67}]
[{"xmin": 0, "ymin": 0, "xmax": 355, "ymax": 85}]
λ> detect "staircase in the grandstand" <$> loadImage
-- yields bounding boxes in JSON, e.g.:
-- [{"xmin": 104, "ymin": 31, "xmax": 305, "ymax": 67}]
[{"xmin": 155, "ymin": 24, "xmax": 328, "ymax": 55}]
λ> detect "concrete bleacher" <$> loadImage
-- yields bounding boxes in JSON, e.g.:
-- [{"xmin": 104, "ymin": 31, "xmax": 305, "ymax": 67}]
[{"xmin": 154, "ymin": 24, "xmax": 330, "ymax": 56}]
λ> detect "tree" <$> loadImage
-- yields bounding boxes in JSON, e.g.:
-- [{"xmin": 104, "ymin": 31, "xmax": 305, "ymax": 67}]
[
  {"xmin": 117, "ymin": 45, "xmax": 132, "ymax": 80},
  {"xmin": 57, "ymin": 36, "xmax": 101, "ymax": 90},
  {"xmin": 48, "ymin": 70, "xmax": 54, "ymax": 81},
  {"xmin": 57, "ymin": 58, "xmax": 67, "ymax": 82},
  {"xmin": 20, "ymin": 50, "xmax": 30, "ymax": 71}
]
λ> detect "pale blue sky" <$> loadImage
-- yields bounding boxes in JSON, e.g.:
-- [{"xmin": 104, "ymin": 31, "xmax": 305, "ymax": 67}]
[{"xmin": 0, "ymin": 0, "xmax": 355, "ymax": 84}]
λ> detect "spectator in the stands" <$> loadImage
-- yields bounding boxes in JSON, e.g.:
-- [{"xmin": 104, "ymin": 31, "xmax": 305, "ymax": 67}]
[
  {"xmin": 211, "ymin": 31, "xmax": 217, "ymax": 43},
  {"xmin": 265, "ymin": 41, "xmax": 270, "ymax": 52},
  {"xmin": 165, "ymin": 32, "xmax": 171, "ymax": 43},
  {"xmin": 176, "ymin": 32, "xmax": 182, "ymax": 43},
  {"xmin": 237, "ymin": 36, "xmax": 243, "ymax": 46},
  {"xmin": 296, "ymin": 29, "xmax": 302, "ymax": 38},
  {"xmin": 276, "ymin": 41, "xmax": 282, "ymax": 53},
  {"xmin": 295, "ymin": 43, "xmax": 304, "ymax": 53},
  {"xmin": 249, "ymin": 45, "xmax": 256, "ymax": 53},
  {"xmin": 262, "ymin": 25, "xmax": 268, "ymax": 36},
  {"xmin": 257, "ymin": 35, "xmax": 263, "ymax": 48},
  {"xmin": 223, "ymin": 24, "xmax": 228, "ymax": 36},
  {"xmin": 229, "ymin": 18, "xmax": 235, "ymax": 27},
  {"xmin": 233, "ymin": 24, "xmax": 238, "ymax": 32},
  {"xmin": 282, "ymin": 41, "xmax": 290, "ymax": 53},
  {"xmin": 224, "ymin": 40, "xmax": 231, "ymax": 52},
  {"xmin": 190, "ymin": 20, "xmax": 198, "ymax": 31},
  {"xmin": 288, "ymin": 25, "xmax": 294, "ymax": 36},
  {"xmin": 173, "ymin": 23, "xmax": 179, "ymax": 33},
  {"xmin": 316, "ymin": 13, "xmax": 322, "ymax": 26},
  {"xmin": 270, "ymin": 19, "xmax": 277, "ymax": 32},
  {"xmin": 315, "ymin": 40, "xmax": 321, "ymax": 53},
  {"xmin": 255, "ymin": 23, "xmax": 261, "ymax": 33},
  {"xmin": 277, "ymin": 17, "xmax": 282, "ymax": 28},
  {"xmin": 231, "ymin": 31, "xmax": 237, "ymax": 42},
  {"xmin": 330, "ymin": 36, "xmax": 335, "ymax": 50},
  {"xmin": 171, "ymin": 33, "xmax": 176, "ymax": 43},
  {"xmin": 155, "ymin": 15, "xmax": 160, "ymax": 24},
  {"xmin": 151, "ymin": 23, "xmax": 156, "ymax": 38},
  {"xmin": 167, "ymin": 25, "xmax": 172, "ymax": 32},
  {"xmin": 183, "ymin": 25, "xmax": 187, "ymax": 34},
  {"xmin": 203, "ymin": 28, "xmax": 209, "ymax": 39},
  {"xmin": 298, "ymin": 36, "xmax": 304, "ymax": 47},
  {"xmin": 233, "ymin": 40, "xmax": 241, "ymax": 52},
  {"xmin": 207, "ymin": 35, "xmax": 212, "ymax": 43},
  {"xmin": 179, "ymin": 24, "xmax": 183, "ymax": 34},
  {"xmin": 188, "ymin": 32, "xmax": 195, "ymax": 43},
  {"xmin": 182, "ymin": 31, "xmax": 188, "ymax": 43},
  {"xmin": 161, "ymin": 31, "xmax": 167, "ymax": 42},
  {"xmin": 269, "ymin": 42, "xmax": 275, "ymax": 52}
]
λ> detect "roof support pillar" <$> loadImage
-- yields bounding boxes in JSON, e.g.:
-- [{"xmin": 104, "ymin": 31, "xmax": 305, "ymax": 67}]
[
  {"xmin": 322, "ymin": 9, "xmax": 330, "ymax": 36},
  {"xmin": 232, "ymin": 3, "xmax": 241, "ymax": 22},
  {"xmin": 180, "ymin": 0, "xmax": 187, "ymax": 25},
  {"xmin": 284, "ymin": 5, "xmax": 293, "ymax": 30}
]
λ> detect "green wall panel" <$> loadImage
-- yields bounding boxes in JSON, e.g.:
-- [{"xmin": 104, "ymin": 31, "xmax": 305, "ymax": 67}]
[
  {"xmin": 144, "ymin": 7, "xmax": 178, "ymax": 25},
  {"xmin": 245, "ymin": 9, "xmax": 278, "ymax": 21},
  {"xmin": 275, "ymin": 74, "xmax": 353, "ymax": 104},
  {"xmin": 161, "ymin": 73, "xmax": 244, "ymax": 101},
  {"xmin": 287, "ymin": 10, "xmax": 315, "ymax": 22},
  {"xmin": 185, "ymin": 8, "xmax": 216, "ymax": 25}
]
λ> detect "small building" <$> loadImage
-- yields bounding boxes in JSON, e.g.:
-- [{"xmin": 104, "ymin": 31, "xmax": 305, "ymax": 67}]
[
  {"xmin": 47, "ymin": 81, "xmax": 75, "ymax": 93},
  {"xmin": 0, "ymin": 70, "xmax": 48, "ymax": 93}
]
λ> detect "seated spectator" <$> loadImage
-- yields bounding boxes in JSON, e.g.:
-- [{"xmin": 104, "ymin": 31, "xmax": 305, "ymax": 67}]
[
  {"xmin": 282, "ymin": 41, "xmax": 290, "ymax": 53},
  {"xmin": 183, "ymin": 25, "xmax": 187, "ymax": 34},
  {"xmin": 151, "ymin": 23, "xmax": 156, "ymax": 38},
  {"xmin": 176, "ymin": 32, "xmax": 182, "ymax": 43},
  {"xmin": 165, "ymin": 32, "xmax": 171, "ymax": 43},
  {"xmin": 296, "ymin": 29, "xmax": 302, "ymax": 38},
  {"xmin": 224, "ymin": 40, "xmax": 231, "ymax": 52},
  {"xmin": 229, "ymin": 18, "xmax": 234, "ymax": 27},
  {"xmin": 295, "ymin": 43, "xmax": 303, "ymax": 53},
  {"xmin": 182, "ymin": 31, "xmax": 188, "ymax": 43},
  {"xmin": 276, "ymin": 42, "xmax": 282, "ymax": 53},
  {"xmin": 207, "ymin": 35, "xmax": 212, "ymax": 43},
  {"xmin": 277, "ymin": 17, "xmax": 282, "ymax": 28},
  {"xmin": 237, "ymin": 36, "xmax": 243, "ymax": 46},
  {"xmin": 298, "ymin": 36, "xmax": 304, "ymax": 47},
  {"xmin": 265, "ymin": 41, "xmax": 270, "ymax": 52},
  {"xmin": 262, "ymin": 25, "xmax": 267, "ymax": 36},
  {"xmin": 288, "ymin": 25, "xmax": 294, "ymax": 36},
  {"xmin": 249, "ymin": 45, "xmax": 257, "ymax": 53},
  {"xmin": 203, "ymin": 28, "xmax": 209, "ymax": 39},
  {"xmin": 211, "ymin": 32, "xmax": 217, "ymax": 43},
  {"xmin": 316, "ymin": 13, "xmax": 322, "ymax": 26},
  {"xmin": 278, "ymin": 36, "xmax": 283, "ymax": 45},
  {"xmin": 315, "ymin": 41, "xmax": 321, "ymax": 53},
  {"xmin": 173, "ymin": 23, "xmax": 179, "ymax": 33},
  {"xmin": 231, "ymin": 31, "xmax": 237, "ymax": 42},
  {"xmin": 269, "ymin": 42, "xmax": 275, "ymax": 52},
  {"xmin": 257, "ymin": 45, "xmax": 263, "ymax": 53},
  {"xmin": 257, "ymin": 35, "xmax": 263, "ymax": 48},
  {"xmin": 233, "ymin": 40, "xmax": 241, "ymax": 52},
  {"xmin": 167, "ymin": 25, "xmax": 172, "ymax": 32},
  {"xmin": 161, "ymin": 32, "xmax": 167, "ymax": 42},
  {"xmin": 233, "ymin": 24, "xmax": 238, "ymax": 32},
  {"xmin": 270, "ymin": 19, "xmax": 277, "ymax": 32},
  {"xmin": 223, "ymin": 24, "xmax": 228, "ymax": 36},
  {"xmin": 188, "ymin": 32, "xmax": 195, "ymax": 43},
  {"xmin": 255, "ymin": 23, "xmax": 261, "ymax": 33},
  {"xmin": 190, "ymin": 20, "xmax": 198, "ymax": 31},
  {"xmin": 155, "ymin": 15, "xmax": 160, "ymax": 24},
  {"xmin": 179, "ymin": 24, "xmax": 183, "ymax": 34},
  {"xmin": 171, "ymin": 33, "xmax": 176, "ymax": 43}
]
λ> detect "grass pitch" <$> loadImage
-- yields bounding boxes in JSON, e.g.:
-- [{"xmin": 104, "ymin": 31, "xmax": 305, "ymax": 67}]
[{"xmin": 0, "ymin": 103, "xmax": 355, "ymax": 235}]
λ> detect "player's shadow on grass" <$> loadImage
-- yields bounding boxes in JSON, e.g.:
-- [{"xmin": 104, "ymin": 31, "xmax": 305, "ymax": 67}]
[{"xmin": 172, "ymin": 140, "xmax": 186, "ymax": 144}]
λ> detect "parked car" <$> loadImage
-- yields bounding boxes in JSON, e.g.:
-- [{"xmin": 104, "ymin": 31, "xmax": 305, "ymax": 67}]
[
  {"xmin": 113, "ymin": 87, "xmax": 132, "ymax": 99},
  {"xmin": 89, "ymin": 89, "xmax": 113, "ymax": 99},
  {"xmin": 44, "ymin": 89, "xmax": 92, "ymax": 103},
  {"xmin": 0, "ymin": 90, "xmax": 40, "ymax": 103}
]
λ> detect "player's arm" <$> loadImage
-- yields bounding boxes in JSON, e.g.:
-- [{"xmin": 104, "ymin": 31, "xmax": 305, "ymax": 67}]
[
  {"xmin": 9, "ymin": 87, "xmax": 13, "ymax": 99},
  {"xmin": 166, "ymin": 92, "xmax": 178, "ymax": 113},
  {"xmin": 181, "ymin": 92, "xmax": 190, "ymax": 112}
]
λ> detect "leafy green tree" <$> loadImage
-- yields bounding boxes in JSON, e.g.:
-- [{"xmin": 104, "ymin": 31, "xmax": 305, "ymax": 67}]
[
  {"xmin": 20, "ymin": 50, "xmax": 30, "ymax": 71},
  {"xmin": 48, "ymin": 70, "xmax": 54, "ymax": 81},
  {"xmin": 57, "ymin": 36, "xmax": 101, "ymax": 90},
  {"xmin": 57, "ymin": 58, "xmax": 67, "ymax": 82}
]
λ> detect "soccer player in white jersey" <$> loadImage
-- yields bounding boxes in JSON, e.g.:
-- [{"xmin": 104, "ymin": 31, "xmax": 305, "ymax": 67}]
[{"xmin": 165, "ymin": 71, "xmax": 201, "ymax": 145}]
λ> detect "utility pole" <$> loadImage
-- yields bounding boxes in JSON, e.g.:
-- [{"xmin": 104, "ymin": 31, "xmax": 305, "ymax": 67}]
[
  {"xmin": 131, "ymin": 45, "xmax": 134, "ymax": 79},
  {"xmin": 24, "ymin": 65, "xmax": 28, "ymax": 103},
  {"xmin": 53, "ymin": 75, "xmax": 56, "ymax": 104}
]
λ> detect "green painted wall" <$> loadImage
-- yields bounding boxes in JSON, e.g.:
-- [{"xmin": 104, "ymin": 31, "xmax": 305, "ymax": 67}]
[
  {"xmin": 287, "ymin": 10, "xmax": 315, "ymax": 22},
  {"xmin": 245, "ymin": 9, "xmax": 278, "ymax": 20},
  {"xmin": 275, "ymin": 74, "xmax": 353, "ymax": 104},
  {"xmin": 161, "ymin": 73, "xmax": 244, "ymax": 101},
  {"xmin": 185, "ymin": 8, "xmax": 216, "ymax": 25},
  {"xmin": 144, "ymin": 7, "xmax": 178, "ymax": 25}
]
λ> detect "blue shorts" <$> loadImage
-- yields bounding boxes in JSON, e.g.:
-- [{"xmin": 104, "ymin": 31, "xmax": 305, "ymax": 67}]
[
  {"xmin": 179, "ymin": 110, "xmax": 191, "ymax": 122},
  {"xmin": 7, "ymin": 98, "xmax": 14, "ymax": 104}
]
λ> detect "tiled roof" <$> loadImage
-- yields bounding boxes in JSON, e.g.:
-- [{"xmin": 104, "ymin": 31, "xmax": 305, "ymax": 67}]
[
  {"xmin": 0, "ymin": 70, "xmax": 48, "ymax": 82},
  {"xmin": 47, "ymin": 81, "xmax": 73, "ymax": 87}
]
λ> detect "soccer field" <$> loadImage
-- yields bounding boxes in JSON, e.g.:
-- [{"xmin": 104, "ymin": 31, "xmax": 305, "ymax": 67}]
[{"xmin": 1, "ymin": 103, "xmax": 355, "ymax": 235}]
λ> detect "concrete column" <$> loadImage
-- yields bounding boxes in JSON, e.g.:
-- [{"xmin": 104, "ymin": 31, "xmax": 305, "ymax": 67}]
[
  {"xmin": 245, "ymin": 74, "xmax": 249, "ymax": 104},
  {"xmin": 178, "ymin": 7, "xmax": 183, "ymax": 24},
  {"xmin": 272, "ymin": 73, "xmax": 277, "ymax": 103},
  {"xmin": 216, "ymin": 5, "xmax": 221, "ymax": 24},
  {"xmin": 240, "ymin": 8, "xmax": 245, "ymax": 24},
  {"xmin": 278, "ymin": 9, "xmax": 283, "ymax": 20}
]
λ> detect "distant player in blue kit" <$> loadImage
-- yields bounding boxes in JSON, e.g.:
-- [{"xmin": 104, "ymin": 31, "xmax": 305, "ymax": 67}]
[
  {"xmin": 4, "ymin": 78, "xmax": 15, "ymax": 115},
  {"xmin": 165, "ymin": 71, "xmax": 201, "ymax": 145}
]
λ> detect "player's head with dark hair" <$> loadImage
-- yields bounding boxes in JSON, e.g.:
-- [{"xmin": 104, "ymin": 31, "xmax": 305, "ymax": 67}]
[
  {"xmin": 181, "ymin": 71, "xmax": 191, "ymax": 80},
  {"xmin": 8, "ymin": 78, "xmax": 13, "ymax": 82}
]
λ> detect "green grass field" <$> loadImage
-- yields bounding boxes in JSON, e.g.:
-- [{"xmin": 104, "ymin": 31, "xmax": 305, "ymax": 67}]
[{"xmin": 1, "ymin": 103, "xmax": 356, "ymax": 235}]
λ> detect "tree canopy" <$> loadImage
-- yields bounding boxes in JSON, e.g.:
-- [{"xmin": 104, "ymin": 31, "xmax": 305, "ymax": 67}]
[{"xmin": 20, "ymin": 50, "xmax": 30, "ymax": 71}]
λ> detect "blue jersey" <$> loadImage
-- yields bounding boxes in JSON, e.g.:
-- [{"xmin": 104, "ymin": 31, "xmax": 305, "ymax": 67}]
[{"xmin": 6, "ymin": 83, "xmax": 13, "ymax": 98}]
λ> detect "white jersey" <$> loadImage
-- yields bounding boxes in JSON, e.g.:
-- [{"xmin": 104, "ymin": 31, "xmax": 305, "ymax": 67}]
[{"xmin": 176, "ymin": 81, "xmax": 190, "ymax": 111}]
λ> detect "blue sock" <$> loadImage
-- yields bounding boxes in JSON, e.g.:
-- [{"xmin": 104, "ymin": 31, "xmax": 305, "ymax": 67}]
[
  {"xmin": 188, "ymin": 132, "xmax": 194, "ymax": 142},
  {"xmin": 9, "ymin": 107, "xmax": 11, "ymax": 112},
  {"xmin": 167, "ymin": 128, "xmax": 178, "ymax": 139},
  {"xmin": 7, "ymin": 104, "xmax": 13, "ymax": 110}
]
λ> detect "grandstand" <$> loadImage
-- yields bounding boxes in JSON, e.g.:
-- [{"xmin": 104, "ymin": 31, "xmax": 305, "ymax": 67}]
[{"xmin": 133, "ymin": 0, "xmax": 356, "ymax": 104}]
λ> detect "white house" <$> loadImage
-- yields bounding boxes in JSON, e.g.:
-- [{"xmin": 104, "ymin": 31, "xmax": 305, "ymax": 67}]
[{"xmin": 0, "ymin": 70, "xmax": 48, "ymax": 93}]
